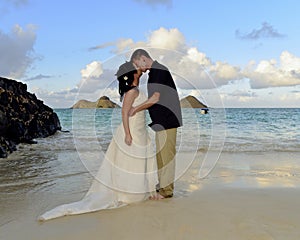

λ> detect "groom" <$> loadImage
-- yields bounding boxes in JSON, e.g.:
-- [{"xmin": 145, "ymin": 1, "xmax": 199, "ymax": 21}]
[{"xmin": 130, "ymin": 49, "xmax": 182, "ymax": 199}]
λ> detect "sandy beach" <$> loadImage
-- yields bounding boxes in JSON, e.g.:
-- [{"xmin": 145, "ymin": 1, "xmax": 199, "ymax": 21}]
[{"xmin": 1, "ymin": 151, "xmax": 300, "ymax": 240}]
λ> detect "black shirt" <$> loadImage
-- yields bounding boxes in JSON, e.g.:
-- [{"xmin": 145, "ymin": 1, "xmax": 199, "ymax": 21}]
[{"xmin": 147, "ymin": 61, "xmax": 183, "ymax": 131}]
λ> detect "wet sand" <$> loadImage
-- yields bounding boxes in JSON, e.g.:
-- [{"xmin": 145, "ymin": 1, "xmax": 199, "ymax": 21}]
[{"xmin": 1, "ymin": 151, "xmax": 300, "ymax": 240}]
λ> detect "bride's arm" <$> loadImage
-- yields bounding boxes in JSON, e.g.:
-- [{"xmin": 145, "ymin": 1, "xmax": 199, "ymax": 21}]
[
  {"xmin": 129, "ymin": 92, "xmax": 160, "ymax": 116},
  {"xmin": 122, "ymin": 88, "xmax": 139, "ymax": 145}
]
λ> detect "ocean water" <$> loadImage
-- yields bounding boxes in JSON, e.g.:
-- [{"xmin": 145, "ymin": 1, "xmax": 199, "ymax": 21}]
[
  {"xmin": 56, "ymin": 107, "xmax": 300, "ymax": 153},
  {"xmin": 0, "ymin": 108, "xmax": 300, "ymax": 226},
  {"xmin": 222, "ymin": 108, "xmax": 300, "ymax": 152}
]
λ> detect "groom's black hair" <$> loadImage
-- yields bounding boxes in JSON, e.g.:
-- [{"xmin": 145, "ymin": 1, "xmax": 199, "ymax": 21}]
[{"xmin": 115, "ymin": 61, "xmax": 137, "ymax": 101}]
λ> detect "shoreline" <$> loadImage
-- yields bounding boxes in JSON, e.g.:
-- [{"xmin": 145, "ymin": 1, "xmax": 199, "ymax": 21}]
[{"xmin": 1, "ymin": 151, "xmax": 300, "ymax": 239}]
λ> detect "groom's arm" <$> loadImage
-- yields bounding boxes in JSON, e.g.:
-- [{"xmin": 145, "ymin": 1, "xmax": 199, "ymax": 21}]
[{"xmin": 129, "ymin": 92, "xmax": 160, "ymax": 116}]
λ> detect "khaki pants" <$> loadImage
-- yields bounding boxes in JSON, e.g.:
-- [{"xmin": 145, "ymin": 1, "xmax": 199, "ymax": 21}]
[{"xmin": 155, "ymin": 128, "xmax": 177, "ymax": 197}]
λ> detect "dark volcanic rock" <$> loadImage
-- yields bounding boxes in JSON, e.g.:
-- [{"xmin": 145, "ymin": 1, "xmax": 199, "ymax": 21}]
[{"xmin": 0, "ymin": 77, "xmax": 61, "ymax": 158}]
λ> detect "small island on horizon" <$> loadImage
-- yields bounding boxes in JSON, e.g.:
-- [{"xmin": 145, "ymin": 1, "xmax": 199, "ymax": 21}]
[
  {"xmin": 180, "ymin": 95, "xmax": 208, "ymax": 108},
  {"xmin": 71, "ymin": 96, "xmax": 120, "ymax": 109},
  {"xmin": 71, "ymin": 95, "xmax": 208, "ymax": 109}
]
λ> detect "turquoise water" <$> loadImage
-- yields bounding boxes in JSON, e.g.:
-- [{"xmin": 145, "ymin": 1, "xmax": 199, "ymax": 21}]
[
  {"xmin": 55, "ymin": 107, "xmax": 300, "ymax": 153},
  {"xmin": 223, "ymin": 108, "xmax": 300, "ymax": 152}
]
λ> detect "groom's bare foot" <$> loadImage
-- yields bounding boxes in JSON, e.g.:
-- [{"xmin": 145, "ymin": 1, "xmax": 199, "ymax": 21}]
[
  {"xmin": 155, "ymin": 193, "xmax": 165, "ymax": 200},
  {"xmin": 149, "ymin": 195, "xmax": 155, "ymax": 200}
]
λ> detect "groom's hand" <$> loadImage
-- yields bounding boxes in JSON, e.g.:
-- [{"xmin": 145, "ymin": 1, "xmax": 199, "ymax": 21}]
[
  {"xmin": 125, "ymin": 134, "xmax": 132, "ymax": 146},
  {"xmin": 129, "ymin": 107, "xmax": 136, "ymax": 117}
]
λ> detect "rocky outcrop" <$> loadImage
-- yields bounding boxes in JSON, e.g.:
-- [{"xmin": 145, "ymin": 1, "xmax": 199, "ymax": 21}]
[
  {"xmin": 0, "ymin": 77, "xmax": 61, "ymax": 158},
  {"xmin": 71, "ymin": 96, "xmax": 120, "ymax": 109},
  {"xmin": 71, "ymin": 99, "xmax": 96, "ymax": 109},
  {"xmin": 96, "ymin": 96, "xmax": 120, "ymax": 108},
  {"xmin": 180, "ymin": 95, "xmax": 208, "ymax": 108}
]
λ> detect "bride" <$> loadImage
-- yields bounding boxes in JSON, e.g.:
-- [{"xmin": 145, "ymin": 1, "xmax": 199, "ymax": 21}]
[{"xmin": 38, "ymin": 62, "xmax": 159, "ymax": 221}]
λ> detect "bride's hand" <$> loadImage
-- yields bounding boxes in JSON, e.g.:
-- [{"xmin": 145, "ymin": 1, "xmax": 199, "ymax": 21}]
[
  {"xmin": 125, "ymin": 134, "xmax": 132, "ymax": 146},
  {"xmin": 149, "ymin": 92, "xmax": 160, "ymax": 104}
]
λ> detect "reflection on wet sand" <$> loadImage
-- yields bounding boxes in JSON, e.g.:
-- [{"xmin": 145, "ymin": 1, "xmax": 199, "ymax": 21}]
[{"xmin": 206, "ymin": 151, "xmax": 300, "ymax": 188}]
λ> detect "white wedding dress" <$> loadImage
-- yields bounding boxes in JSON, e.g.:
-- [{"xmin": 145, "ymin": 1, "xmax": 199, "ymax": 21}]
[{"xmin": 38, "ymin": 91, "xmax": 157, "ymax": 221}]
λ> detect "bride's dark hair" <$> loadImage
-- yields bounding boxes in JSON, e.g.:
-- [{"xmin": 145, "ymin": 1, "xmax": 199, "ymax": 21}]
[{"xmin": 116, "ymin": 61, "xmax": 137, "ymax": 101}]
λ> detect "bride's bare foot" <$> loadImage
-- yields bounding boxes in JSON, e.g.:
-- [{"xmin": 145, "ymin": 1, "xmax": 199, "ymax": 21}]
[{"xmin": 149, "ymin": 193, "xmax": 165, "ymax": 200}]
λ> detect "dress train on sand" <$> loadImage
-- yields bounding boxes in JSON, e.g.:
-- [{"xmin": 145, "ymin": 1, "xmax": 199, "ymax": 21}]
[{"xmin": 38, "ymin": 91, "xmax": 157, "ymax": 221}]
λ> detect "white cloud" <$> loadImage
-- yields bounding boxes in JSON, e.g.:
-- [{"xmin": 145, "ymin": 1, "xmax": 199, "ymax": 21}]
[
  {"xmin": 280, "ymin": 51, "xmax": 300, "ymax": 72},
  {"xmin": 91, "ymin": 38, "xmax": 146, "ymax": 54},
  {"xmin": 80, "ymin": 61, "xmax": 103, "ymax": 79},
  {"xmin": 175, "ymin": 47, "xmax": 242, "ymax": 89},
  {"xmin": 209, "ymin": 61, "xmax": 242, "ymax": 81},
  {"xmin": 118, "ymin": 28, "xmax": 242, "ymax": 89},
  {"xmin": 217, "ymin": 84, "xmax": 300, "ymax": 108},
  {"xmin": 115, "ymin": 38, "xmax": 136, "ymax": 52},
  {"xmin": 88, "ymin": 28, "xmax": 242, "ymax": 90},
  {"xmin": 219, "ymin": 91, "xmax": 260, "ymax": 107},
  {"xmin": 32, "ymin": 87, "xmax": 78, "ymax": 108},
  {"xmin": 147, "ymin": 27, "xmax": 186, "ymax": 51},
  {"xmin": 185, "ymin": 48, "xmax": 211, "ymax": 66},
  {"xmin": 77, "ymin": 61, "xmax": 117, "ymax": 94},
  {"xmin": 244, "ymin": 51, "xmax": 300, "ymax": 88},
  {"xmin": 279, "ymin": 91, "xmax": 300, "ymax": 103},
  {"xmin": 0, "ymin": 24, "xmax": 38, "ymax": 79}
]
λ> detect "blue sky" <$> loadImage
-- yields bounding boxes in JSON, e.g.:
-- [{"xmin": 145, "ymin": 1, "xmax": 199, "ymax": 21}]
[{"xmin": 1, "ymin": 0, "xmax": 300, "ymax": 108}]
